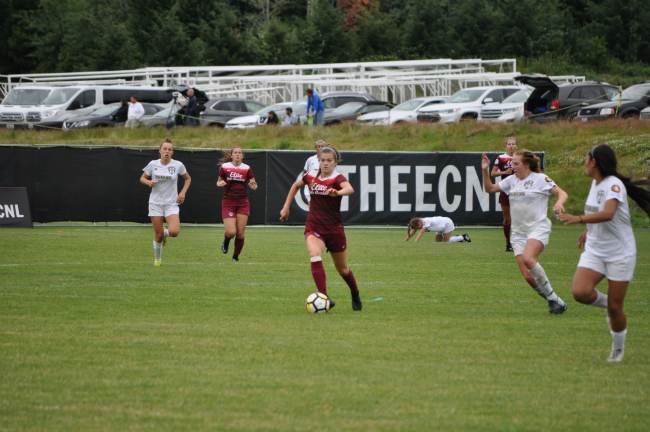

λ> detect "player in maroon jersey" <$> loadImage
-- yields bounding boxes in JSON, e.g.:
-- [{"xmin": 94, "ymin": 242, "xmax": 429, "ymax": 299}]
[
  {"xmin": 491, "ymin": 137, "xmax": 518, "ymax": 252},
  {"xmin": 280, "ymin": 144, "xmax": 362, "ymax": 311},
  {"xmin": 217, "ymin": 146, "xmax": 258, "ymax": 261}
]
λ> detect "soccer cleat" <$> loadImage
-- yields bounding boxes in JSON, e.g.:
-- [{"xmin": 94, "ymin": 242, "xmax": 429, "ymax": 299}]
[
  {"xmin": 606, "ymin": 310, "xmax": 612, "ymax": 331},
  {"xmin": 351, "ymin": 291, "xmax": 362, "ymax": 311},
  {"xmin": 607, "ymin": 349, "xmax": 624, "ymax": 362},
  {"xmin": 328, "ymin": 298, "xmax": 336, "ymax": 310},
  {"xmin": 232, "ymin": 255, "xmax": 239, "ymax": 262},
  {"xmin": 221, "ymin": 239, "xmax": 229, "ymax": 254},
  {"xmin": 154, "ymin": 260, "xmax": 161, "ymax": 267},
  {"xmin": 548, "ymin": 297, "xmax": 568, "ymax": 315},
  {"xmin": 462, "ymin": 233, "xmax": 471, "ymax": 242},
  {"xmin": 505, "ymin": 243, "xmax": 513, "ymax": 252}
]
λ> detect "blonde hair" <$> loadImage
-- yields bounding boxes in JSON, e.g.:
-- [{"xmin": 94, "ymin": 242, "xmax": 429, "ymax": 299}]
[
  {"xmin": 515, "ymin": 149, "xmax": 541, "ymax": 173},
  {"xmin": 219, "ymin": 146, "xmax": 243, "ymax": 165}
]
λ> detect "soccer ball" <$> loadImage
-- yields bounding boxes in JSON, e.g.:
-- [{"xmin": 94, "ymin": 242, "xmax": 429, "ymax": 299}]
[{"xmin": 306, "ymin": 292, "xmax": 330, "ymax": 314}]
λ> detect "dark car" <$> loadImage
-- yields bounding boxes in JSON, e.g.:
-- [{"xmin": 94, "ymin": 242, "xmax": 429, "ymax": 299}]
[
  {"xmin": 62, "ymin": 103, "xmax": 164, "ymax": 129},
  {"xmin": 293, "ymin": 91, "xmax": 378, "ymax": 123},
  {"xmin": 322, "ymin": 101, "xmax": 393, "ymax": 125},
  {"xmin": 166, "ymin": 85, "xmax": 209, "ymax": 127},
  {"xmin": 515, "ymin": 74, "xmax": 618, "ymax": 121},
  {"xmin": 199, "ymin": 99, "xmax": 266, "ymax": 127},
  {"xmin": 576, "ymin": 82, "xmax": 650, "ymax": 121}
]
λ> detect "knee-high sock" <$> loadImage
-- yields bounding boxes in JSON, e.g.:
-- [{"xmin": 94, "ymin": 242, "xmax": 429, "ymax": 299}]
[
  {"xmin": 310, "ymin": 257, "xmax": 327, "ymax": 294},
  {"xmin": 529, "ymin": 263, "xmax": 558, "ymax": 301},
  {"xmin": 223, "ymin": 234, "xmax": 231, "ymax": 246},
  {"xmin": 612, "ymin": 329, "xmax": 627, "ymax": 352},
  {"xmin": 589, "ymin": 289, "xmax": 608, "ymax": 308},
  {"xmin": 449, "ymin": 235, "xmax": 464, "ymax": 243},
  {"xmin": 234, "ymin": 237, "xmax": 245, "ymax": 255},
  {"xmin": 342, "ymin": 270, "xmax": 359, "ymax": 294},
  {"xmin": 153, "ymin": 240, "xmax": 162, "ymax": 261},
  {"xmin": 504, "ymin": 223, "xmax": 511, "ymax": 244}
]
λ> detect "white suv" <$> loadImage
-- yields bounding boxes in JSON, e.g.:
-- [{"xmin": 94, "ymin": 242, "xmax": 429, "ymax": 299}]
[
  {"xmin": 356, "ymin": 96, "xmax": 448, "ymax": 125},
  {"xmin": 417, "ymin": 86, "xmax": 523, "ymax": 124},
  {"xmin": 478, "ymin": 88, "xmax": 532, "ymax": 123}
]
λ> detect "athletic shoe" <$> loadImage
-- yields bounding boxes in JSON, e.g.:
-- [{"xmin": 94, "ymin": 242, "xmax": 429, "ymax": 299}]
[
  {"xmin": 606, "ymin": 310, "xmax": 612, "ymax": 331},
  {"xmin": 548, "ymin": 297, "xmax": 568, "ymax": 315},
  {"xmin": 505, "ymin": 243, "xmax": 513, "ymax": 252},
  {"xmin": 607, "ymin": 349, "xmax": 624, "ymax": 362},
  {"xmin": 221, "ymin": 239, "xmax": 229, "ymax": 254},
  {"xmin": 351, "ymin": 291, "xmax": 362, "ymax": 311},
  {"xmin": 329, "ymin": 299, "xmax": 336, "ymax": 310},
  {"xmin": 154, "ymin": 260, "xmax": 162, "ymax": 267},
  {"xmin": 462, "ymin": 233, "xmax": 471, "ymax": 242},
  {"xmin": 232, "ymin": 255, "xmax": 239, "ymax": 262}
]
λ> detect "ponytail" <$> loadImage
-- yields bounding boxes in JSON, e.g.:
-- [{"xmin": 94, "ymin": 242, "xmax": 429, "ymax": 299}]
[
  {"xmin": 590, "ymin": 144, "xmax": 650, "ymax": 218},
  {"xmin": 515, "ymin": 149, "xmax": 541, "ymax": 173},
  {"xmin": 316, "ymin": 144, "xmax": 341, "ymax": 178},
  {"xmin": 219, "ymin": 146, "xmax": 243, "ymax": 166},
  {"xmin": 159, "ymin": 137, "xmax": 173, "ymax": 149}
]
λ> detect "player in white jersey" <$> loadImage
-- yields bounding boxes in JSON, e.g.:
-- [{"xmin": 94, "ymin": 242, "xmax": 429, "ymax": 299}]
[
  {"xmin": 404, "ymin": 217, "xmax": 471, "ymax": 243},
  {"xmin": 140, "ymin": 138, "xmax": 191, "ymax": 266},
  {"xmin": 482, "ymin": 149, "xmax": 570, "ymax": 314},
  {"xmin": 558, "ymin": 145, "xmax": 650, "ymax": 362},
  {"xmin": 301, "ymin": 140, "xmax": 326, "ymax": 202}
]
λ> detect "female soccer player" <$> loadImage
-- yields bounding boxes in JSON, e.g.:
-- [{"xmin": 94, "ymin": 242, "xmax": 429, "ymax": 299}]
[
  {"xmin": 280, "ymin": 144, "xmax": 362, "ymax": 311},
  {"xmin": 481, "ymin": 150, "xmax": 569, "ymax": 314},
  {"xmin": 302, "ymin": 140, "xmax": 327, "ymax": 175},
  {"xmin": 140, "ymin": 138, "xmax": 191, "ymax": 266},
  {"xmin": 218, "ymin": 146, "xmax": 258, "ymax": 262},
  {"xmin": 558, "ymin": 145, "xmax": 650, "ymax": 362},
  {"xmin": 491, "ymin": 137, "xmax": 518, "ymax": 252},
  {"xmin": 404, "ymin": 217, "xmax": 471, "ymax": 243}
]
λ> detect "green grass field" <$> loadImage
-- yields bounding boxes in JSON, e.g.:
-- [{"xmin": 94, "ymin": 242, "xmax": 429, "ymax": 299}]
[{"xmin": 1, "ymin": 226, "xmax": 649, "ymax": 431}]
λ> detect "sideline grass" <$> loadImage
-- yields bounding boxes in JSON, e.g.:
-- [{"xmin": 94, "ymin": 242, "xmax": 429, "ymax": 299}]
[{"xmin": 1, "ymin": 226, "xmax": 649, "ymax": 431}]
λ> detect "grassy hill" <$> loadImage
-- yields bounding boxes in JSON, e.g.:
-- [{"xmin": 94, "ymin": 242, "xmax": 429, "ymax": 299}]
[{"xmin": 2, "ymin": 119, "xmax": 650, "ymax": 224}]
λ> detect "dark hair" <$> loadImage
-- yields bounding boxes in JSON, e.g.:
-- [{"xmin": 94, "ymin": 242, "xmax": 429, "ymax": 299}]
[
  {"xmin": 159, "ymin": 137, "xmax": 173, "ymax": 150},
  {"xmin": 219, "ymin": 146, "xmax": 243, "ymax": 165},
  {"xmin": 316, "ymin": 144, "xmax": 341, "ymax": 178},
  {"xmin": 131, "ymin": 95, "xmax": 137, "ymax": 101},
  {"xmin": 514, "ymin": 149, "xmax": 541, "ymax": 173},
  {"xmin": 267, "ymin": 111, "xmax": 279, "ymax": 124},
  {"xmin": 285, "ymin": 107, "xmax": 293, "ymax": 113},
  {"xmin": 407, "ymin": 217, "xmax": 423, "ymax": 237},
  {"xmin": 121, "ymin": 99, "xmax": 128, "ymax": 106},
  {"xmin": 589, "ymin": 144, "xmax": 650, "ymax": 217},
  {"xmin": 306, "ymin": 88, "xmax": 314, "ymax": 95}
]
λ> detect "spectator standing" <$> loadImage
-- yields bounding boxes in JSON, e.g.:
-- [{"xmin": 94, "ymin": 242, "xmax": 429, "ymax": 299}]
[
  {"xmin": 114, "ymin": 99, "xmax": 129, "ymax": 126},
  {"xmin": 184, "ymin": 89, "xmax": 198, "ymax": 127},
  {"xmin": 281, "ymin": 107, "xmax": 299, "ymax": 127},
  {"xmin": 306, "ymin": 89, "xmax": 325, "ymax": 126},
  {"xmin": 267, "ymin": 111, "xmax": 279, "ymax": 126},
  {"xmin": 126, "ymin": 96, "xmax": 145, "ymax": 129}
]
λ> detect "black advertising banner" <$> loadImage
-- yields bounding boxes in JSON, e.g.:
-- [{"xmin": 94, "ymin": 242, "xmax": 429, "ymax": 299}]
[
  {"xmin": 0, "ymin": 187, "xmax": 33, "ymax": 228},
  {"xmin": 266, "ymin": 151, "xmax": 544, "ymax": 226}
]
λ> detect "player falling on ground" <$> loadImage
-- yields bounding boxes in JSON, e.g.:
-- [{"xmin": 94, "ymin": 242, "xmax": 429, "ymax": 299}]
[
  {"xmin": 404, "ymin": 217, "xmax": 471, "ymax": 243},
  {"xmin": 558, "ymin": 145, "xmax": 650, "ymax": 362},
  {"xmin": 218, "ymin": 146, "xmax": 258, "ymax": 262},
  {"xmin": 280, "ymin": 144, "xmax": 362, "ymax": 311},
  {"xmin": 140, "ymin": 138, "xmax": 191, "ymax": 266},
  {"xmin": 481, "ymin": 150, "xmax": 569, "ymax": 314},
  {"xmin": 491, "ymin": 137, "xmax": 518, "ymax": 252}
]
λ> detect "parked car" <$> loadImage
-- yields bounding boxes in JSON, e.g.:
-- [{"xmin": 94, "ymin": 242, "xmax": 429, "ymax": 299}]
[
  {"xmin": 514, "ymin": 74, "xmax": 618, "ymax": 122},
  {"xmin": 417, "ymin": 86, "xmax": 522, "ymax": 124},
  {"xmin": 225, "ymin": 103, "xmax": 292, "ymax": 129},
  {"xmin": 641, "ymin": 105, "xmax": 650, "ymax": 121},
  {"xmin": 199, "ymin": 99, "xmax": 266, "ymax": 127},
  {"xmin": 357, "ymin": 96, "xmax": 448, "ymax": 125},
  {"xmin": 292, "ymin": 91, "xmax": 378, "ymax": 123},
  {"xmin": 0, "ymin": 86, "xmax": 54, "ymax": 128},
  {"xmin": 478, "ymin": 89, "xmax": 532, "ymax": 123},
  {"xmin": 322, "ymin": 101, "xmax": 393, "ymax": 125},
  {"xmin": 576, "ymin": 82, "xmax": 650, "ymax": 121},
  {"xmin": 141, "ymin": 106, "xmax": 181, "ymax": 129},
  {"xmin": 62, "ymin": 103, "xmax": 164, "ymax": 129}
]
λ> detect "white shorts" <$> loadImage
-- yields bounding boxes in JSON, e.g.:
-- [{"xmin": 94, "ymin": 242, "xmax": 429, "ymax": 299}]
[
  {"xmin": 578, "ymin": 251, "xmax": 636, "ymax": 282},
  {"xmin": 511, "ymin": 229, "xmax": 550, "ymax": 256},
  {"xmin": 434, "ymin": 218, "xmax": 455, "ymax": 235},
  {"xmin": 148, "ymin": 203, "xmax": 179, "ymax": 218}
]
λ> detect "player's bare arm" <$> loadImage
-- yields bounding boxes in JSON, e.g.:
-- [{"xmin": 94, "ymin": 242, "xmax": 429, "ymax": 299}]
[
  {"xmin": 326, "ymin": 182, "xmax": 354, "ymax": 197},
  {"xmin": 216, "ymin": 176, "xmax": 227, "ymax": 187},
  {"xmin": 280, "ymin": 179, "xmax": 306, "ymax": 220},
  {"xmin": 248, "ymin": 178, "xmax": 258, "ymax": 190},
  {"xmin": 491, "ymin": 165, "xmax": 512, "ymax": 177},
  {"xmin": 177, "ymin": 172, "xmax": 191, "ymax": 204},
  {"xmin": 481, "ymin": 153, "xmax": 501, "ymax": 193},
  {"xmin": 558, "ymin": 199, "xmax": 618, "ymax": 225},
  {"xmin": 549, "ymin": 185, "xmax": 568, "ymax": 214},
  {"xmin": 140, "ymin": 173, "xmax": 156, "ymax": 188},
  {"xmin": 414, "ymin": 227, "xmax": 427, "ymax": 242}
]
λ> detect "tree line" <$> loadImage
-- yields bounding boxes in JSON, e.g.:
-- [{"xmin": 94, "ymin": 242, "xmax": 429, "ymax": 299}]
[{"xmin": 1, "ymin": 0, "xmax": 649, "ymax": 76}]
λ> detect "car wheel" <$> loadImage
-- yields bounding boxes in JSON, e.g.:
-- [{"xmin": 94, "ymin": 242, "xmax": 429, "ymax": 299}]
[
  {"xmin": 567, "ymin": 112, "xmax": 577, "ymax": 121},
  {"xmin": 460, "ymin": 113, "xmax": 478, "ymax": 122},
  {"xmin": 622, "ymin": 112, "xmax": 637, "ymax": 120}
]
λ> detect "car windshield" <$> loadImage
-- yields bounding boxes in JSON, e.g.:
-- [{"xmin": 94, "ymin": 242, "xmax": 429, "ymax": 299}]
[
  {"xmin": 91, "ymin": 105, "xmax": 120, "ymax": 116},
  {"xmin": 153, "ymin": 107, "xmax": 179, "ymax": 118},
  {"xmin": 42, "ymin": 88, "xmax": 80, "ymax": 105},
  {"xmin": 290, "ymin": 97, "xmax": 308, "ymax": 111},
  {"xmin": 610, "ymin": 85, "xmax": 650, "ymax": 101},
  {"xmin": 360, "ymin": 104, "xmax": 390, "ymax": 114},
  {"xmin": 392, "ymin": 100, "xmax": 424, "ymax": 111},
  {"xmin": 3, "ymin": 89, "xmax": 52, "ymax": 105},
  {"xmin": 446, "ymin": 89, "xmax": 486, "ymax": 103},
  {"xmin": 332, "ymin": 102, "xmax": 365, "ymax": 114},
  {"xmin": 502, "ymin": 90, "xmax": 532, "ymax": 103},
  {"xmin": 256, "ymin": 104, "xmax": 289, "ymax": 115}
]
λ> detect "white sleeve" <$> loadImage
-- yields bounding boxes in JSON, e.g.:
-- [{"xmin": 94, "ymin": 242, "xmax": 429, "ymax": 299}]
[
  {"xmin": 177, "ymin": 163, "xmax": 187, "ymax": 176},
  {"xmin": 498, "ymin": 175, "xmax": 513, "ymax": 194},
  {"xmin": 605, "ymin": 180, "xmax": 624, "ymax": 203},
  {"xmin": 303, "ymin": 158, "xmax": 311, "ymax": 172},
  {"xmin": 143, "ymin": 161, "xmax": 153, "ymax": 176},
  {"xmin": 539, "ymin": 175, "xmax": 556, "ymax": 194},
  {"xmin": 137, "ymin": 104, "xmax": 145, "ymax": 119},
  {"xmin": 494, "ymin": 156, "xmax": 500, "ymax": 166}
]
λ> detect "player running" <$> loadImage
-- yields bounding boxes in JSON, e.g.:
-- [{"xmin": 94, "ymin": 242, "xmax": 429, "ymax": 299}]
[
  {"xmin": 491, "ymin": 137, "xmax": 518, "ymax": 252},
  {"xmin": 218, "ymin": 146, "xmax": 258, "ymax": 262},
  {"xmin": 280, "ymin": 144, "xmax": 362, "ymax": 311},
  {"xmin": 558, "ymin": 145, "xmax": 650, "ymax": 362},
  {"xmin": 404, "ymin": 217, "xmax": 471, "ymax": 243},
  {"xmin": 140, "ymin": 138, "xmax": 191, "ymax": 266},
  {"xmin": 481, "ymin": 149, "xmax": 569, "ymax": 314}
]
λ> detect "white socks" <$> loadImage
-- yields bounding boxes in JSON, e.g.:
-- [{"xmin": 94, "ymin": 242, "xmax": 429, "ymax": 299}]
[
  {"xmin": 449, "ymin": 235, "xmax": 464, "ymax": 243},
  {"xmin": 529, "ymin": 263, "xmax": 558, "ymax": 301},
  {"xmin": 611, "ymin": 329, "xmax": 627, "ymax": 352},
  {"xmin": 589, "ymin": 289, "xmax": 608, "ymax": 308},
  {"xmin": 153, "ymin": 240, "xmax": 162, "ymax": 261},
  {"xmin": 164, "ymin": 229, "xmax": 169, "ymax": 238}
]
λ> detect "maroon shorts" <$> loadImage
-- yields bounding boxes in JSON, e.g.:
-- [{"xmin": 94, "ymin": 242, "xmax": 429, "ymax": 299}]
[
  {"xmin": 222, "ymin": 198, "xmax": 250, "ymax": 220},
  {"xmin": 499, "ymin": 192, "xmax": 510, "ymax": 207},
  {"xmin": 304, "ymin": 222, "xmax": 347, "ymax": 253}
]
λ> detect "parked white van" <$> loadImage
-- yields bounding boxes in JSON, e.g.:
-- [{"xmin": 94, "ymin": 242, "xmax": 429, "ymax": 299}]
[
  {"xmin": 0, "ymin": 86, "xmax": 174, "ymax": 130},
  {"xmin": 0, "ymin": 86, "xmax": 55, "ymax": 127}
]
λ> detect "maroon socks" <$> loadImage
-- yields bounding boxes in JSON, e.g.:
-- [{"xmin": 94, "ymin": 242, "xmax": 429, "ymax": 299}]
[
  {"xmin": 310, "ymin": 259, "xmax": 327, "ymax": 294},
  {"xmin": 234, "ymin": 237, "xmax": 245, "ymax": 256},
  {"xmin": 342, "ymin": 270, "xmax": 359, "ymax": 294},
  {"xmin": 504, "ymin": 223, "xmax": 511, "ymax": 244}
]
